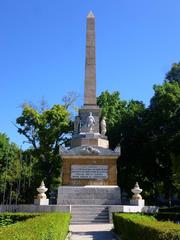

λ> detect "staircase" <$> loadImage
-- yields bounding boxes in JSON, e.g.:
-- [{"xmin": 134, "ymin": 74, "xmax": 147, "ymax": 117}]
[{"xmin": 70, "ymin": 205, "xmax": 109, "ymax": 224}]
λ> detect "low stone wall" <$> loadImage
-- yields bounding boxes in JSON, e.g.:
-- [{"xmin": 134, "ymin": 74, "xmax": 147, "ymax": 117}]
[
  {"xmin": 108, "ymin": 205, "xmax": 159, "ymax": 222},
  {"xmin": 0, "ymin": 204, "xmax": 70, "ymax": 213},
  {"xmin": 0, "ymin": 204, "xmax": 158, "ymax": 223}
]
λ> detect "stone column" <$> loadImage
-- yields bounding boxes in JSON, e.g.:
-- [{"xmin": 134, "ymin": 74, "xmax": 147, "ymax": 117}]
[{"xmin": 84, "ymin": 11, "xmax": 96, "ymax": 106}]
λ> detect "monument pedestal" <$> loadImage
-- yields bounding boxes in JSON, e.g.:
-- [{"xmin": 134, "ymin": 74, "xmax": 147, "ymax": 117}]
[
  {"xmin": 130, "ymin": 199, "xmax": 145, "ymax": 207},
  {"xmin": 34, "ymin": 199, "xmax": 49, "ymax": 206},
  {"xmin": 71, "ymin": 133, "xmax": 109, "ymax": 148},
  {"xmin": 61, "ymin": 152, "xmax": 118, "ymax": 186},
  {"xmin": 57, "ymin": 186, "xmax": 121, "ymax": 205}
]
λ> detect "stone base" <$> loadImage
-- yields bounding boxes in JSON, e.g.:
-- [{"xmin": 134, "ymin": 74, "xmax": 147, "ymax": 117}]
[
  {"xmin": 71, "ymin": 136, "xmax": 109, "ymax": 148},
  {"xmin": 34, "ymin": 199, "xmax": 49, "ymax": 205},
  {"xmin": 62, "ymin": 155, "xmax": 118, "ymax": 186},
  {"xmin": 57, "ymin": 185, "xmax": 121, "ymax": 205},
  {"xmin": 130, "ymin": 199, "xmax": 145, "ymax": 207}
]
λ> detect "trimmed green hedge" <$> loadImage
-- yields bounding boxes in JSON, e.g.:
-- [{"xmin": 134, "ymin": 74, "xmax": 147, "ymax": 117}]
[
  {"xmin": 0, "ymin": 212, "xmax": 71, "ymax": 240},
  {"xmin": 113, "ymin": 213, "xmax": 180, "ymax": 240}
]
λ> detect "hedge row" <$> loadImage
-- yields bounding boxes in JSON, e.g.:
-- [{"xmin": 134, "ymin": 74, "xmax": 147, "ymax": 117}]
[
  {"xmin": 0, "ymin": 212, "xmax": 71, "ymax": 240},
  {"xmin": 159, "ymin": 207, "xmax": 180, "ymax": 213},
  {"xmin": 113, "ymin": 213, "xmax": 180, "ymax": 240},
  {"xmin": 156, "ymin": 212, "xmax": 180, "ymax": 222}
]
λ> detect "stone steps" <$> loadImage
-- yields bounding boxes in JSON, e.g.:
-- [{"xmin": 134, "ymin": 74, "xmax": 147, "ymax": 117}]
[{"xmin": 70, "ymin": 205, "xmax": 109, "ymax": 224}]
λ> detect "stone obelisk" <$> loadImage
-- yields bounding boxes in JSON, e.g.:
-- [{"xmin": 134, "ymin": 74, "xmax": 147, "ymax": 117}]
[
  {"xmin": 78, "ymin": 11, "xmax": 100, "ymax": 134},
  {"xmin": 57, "ymin": 12, "xmax": 121, "ymax": 206},
  {"xmin": 84, "ymin": 11, "xmax": 96, "ymax": 106}
]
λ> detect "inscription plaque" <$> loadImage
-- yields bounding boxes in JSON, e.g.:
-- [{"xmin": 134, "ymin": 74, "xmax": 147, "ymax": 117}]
[{"xmin": 71, "ymin": 165, "xmax": 108, "ymax": 179}]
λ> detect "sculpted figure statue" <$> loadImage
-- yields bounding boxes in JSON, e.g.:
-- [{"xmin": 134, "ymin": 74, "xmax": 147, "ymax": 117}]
[
  {"xmin": 74, "ymin": 116, "xmax": 81, "ymax": 134},
  {"xmin": 86, "ymin": 112, "xmax": 95, "ymax": 132},
  {"xmin": 100, "ymin": 116, "xmax": 107, "ymax": 135}
]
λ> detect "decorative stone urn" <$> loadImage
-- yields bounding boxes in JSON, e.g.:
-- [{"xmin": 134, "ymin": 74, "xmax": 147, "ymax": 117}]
[
  {"xmin": 34, "ymin": 181, "xmax": 49, "ymax": 205},
  {"xmin": 131, "ymin": 182, "xmax": 142, "ymax": 200},
  {"xmin": 36, "ymin": 181, "xmax": 48, "ymax": 199},
  {"xmin": 130, "ymin": 182, "xmax": 145, "ymax": 207}
]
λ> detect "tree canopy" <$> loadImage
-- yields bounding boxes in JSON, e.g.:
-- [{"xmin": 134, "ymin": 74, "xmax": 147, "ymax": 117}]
[
  {"xmin": 16, "ymin": 103, "xmax": 71, "ymax": 195},
  {"xmin": 98, "ymin": 68, "xmax": 180, "ymax": 204},
  {"xmin": 166, "ymin": 62, "xmax": 180, "ymax": 84},
  {"xmin": 0, "ymin": 133, "xmax": 21, "ymax": 204}
]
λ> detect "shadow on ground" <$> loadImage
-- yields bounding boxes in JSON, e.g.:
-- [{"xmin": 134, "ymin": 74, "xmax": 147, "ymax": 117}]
[{"xmin": 70, "ymin": 230, "xmax": 116, "ymax": 240}]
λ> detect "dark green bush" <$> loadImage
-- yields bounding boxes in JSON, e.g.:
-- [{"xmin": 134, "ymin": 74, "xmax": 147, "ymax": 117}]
[
  {"xmin": 159, "ymin": 207, "xmax": 180, "ymax": 213},
  {"xmin": 156, "ymin": 212, "xmax": 180, "ymax": 222},
  {"xmin": 113, "ymin": 213, "xmax": 180, "ymax": 240},
  {"xmin": 0, "ymin": 214, "xmax": 14, "ymax": 227},
  {"xmin": 0, "ymin": 212, "xmax": 71, "ymax": 240},
  {"xmin": 0, "ymin": 213, "xmax": 38, "ymax": 227}
]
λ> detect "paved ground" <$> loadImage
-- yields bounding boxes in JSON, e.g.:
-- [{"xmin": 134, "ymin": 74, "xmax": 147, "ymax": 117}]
[{"xmin": 68, "ymin": 224, "xmax": 117, "ymax": 240}]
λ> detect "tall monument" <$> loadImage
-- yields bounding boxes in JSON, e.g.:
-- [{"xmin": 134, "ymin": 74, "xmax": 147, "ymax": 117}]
[
  {"xmin": 57, "ymin": 12, "xmax": 121, "ymax": 205},
  {"xmin": 84, "ymin": 11, "xmax": 96, "ymax": 106}
]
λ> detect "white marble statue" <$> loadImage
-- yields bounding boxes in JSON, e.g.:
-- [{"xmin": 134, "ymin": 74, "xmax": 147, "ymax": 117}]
[
  {"xmin": 86, "ymin": 112, "xmax": 95, "ymax": 132},
  {"xmin": 100, "ymin": 117, "xmax": 107, "ymax": 135}
]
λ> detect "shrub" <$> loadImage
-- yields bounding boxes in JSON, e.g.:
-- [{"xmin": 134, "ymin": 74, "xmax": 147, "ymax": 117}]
[
  {"xmin": 0, "ymin": 214, "xmax": 14, "ymax": 227},
  {"xmin": 159, "ymin": 207, "xmax": 180, "ymax": 213},
  {"xmin": 156, "ymin": 212, "xmax": 180, "ymax": 222},
  {"xmin": 0, "ymin": 213, "xmax": 38, "ymax": 227},
  {"xmin": 0, "ymin": 212, "xmax": 71, "ymax": 240},
  {"xmin": 113, "ymin": 213, "xmax": 180, "ymax": 240}
]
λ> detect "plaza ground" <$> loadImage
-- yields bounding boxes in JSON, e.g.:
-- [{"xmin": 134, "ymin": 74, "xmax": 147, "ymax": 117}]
[{"xmin": 68, "ymin": 224, "xmax": 117, "ymax": 240}]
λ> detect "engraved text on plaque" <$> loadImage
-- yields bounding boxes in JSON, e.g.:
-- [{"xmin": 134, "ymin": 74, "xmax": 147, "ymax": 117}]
[{"xmin": 71, "ymin": 165, "xmax": 108, "ymax": 179}]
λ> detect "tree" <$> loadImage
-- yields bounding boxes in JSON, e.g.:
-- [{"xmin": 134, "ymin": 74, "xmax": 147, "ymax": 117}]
[
  {"xmin": 16, "ymin": 104, "xmax": 71, "ymax": 196},
  {"xmin": 171, "ymin": 154, "xmax": 180, "ymax": 195},
  {"xmin": 166, "ymin": 62, "xmax": 180, "ymax": 84},
  {"xmin": 97, "ymin": 83, "xmax": 180, "ymax": 204},
  {"xmin": 146, "ymin": 81, "xmax": 180, "ymax": 204},
  {"xmin": 97, "ymin": 91, "xmax": 147, "ymax": 196},
  {"xmin": 97, "ymin": 91, "xmax": 127, "ymax": 148},
  {"xmin": 0, "ymin": 133, "xmax": 21, "ymax": 204}
]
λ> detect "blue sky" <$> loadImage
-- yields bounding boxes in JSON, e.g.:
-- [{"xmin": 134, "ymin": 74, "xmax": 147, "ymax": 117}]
[{"xmin": 0, "ymin": 0, "xmax": 180, "ymax": 148}]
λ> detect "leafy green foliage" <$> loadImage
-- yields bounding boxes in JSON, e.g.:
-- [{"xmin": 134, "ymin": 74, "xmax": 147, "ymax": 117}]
[
  {"xmin": 0, "ymin": 213, "xmax": 70, "ymax": 240},
  {"xmin": 113, "ymin": 213, "xmax": 180, "ymax": 240},
  {"xmin": 16, "ymin": 104, "xmax": 71, "ymax": 197},
  {"xmin": 98, "ymin": 70, "xmax": 180, "ymax": 203},
  {"xmin": 0, "ymin": 215, "xmax": 13, "ymax": 227},
  {"xmin": 166, "ymin": 62, "xmax": 180, "ymax": 84},
  {"xmin": 0, "ymin": 133, "xmax": 22, "ymax": 204},
  {"xmin": 97, "ymin": 91, "xmax": 126, "ymax": 127},
  {"xmin": 171, "ymin": 154, "xmax": 180, "ymax": 194},
  {"xmin": 97, "ymin": 91, "xmax": 148, "ymax": 194},
  {"xmin": 155, "ymin": 212, "xmax": 180, "ymax": 222},
  {"xmin": 146, "ymin": 81, "xmax": 180, "ymax": 202},
  {"xmin": 159, "ymin": 207, "xmax": 180, "ymax": 213},
  {"xmin": 0, "ymin": 213, "xmax": 37, "ymax": 227}
]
